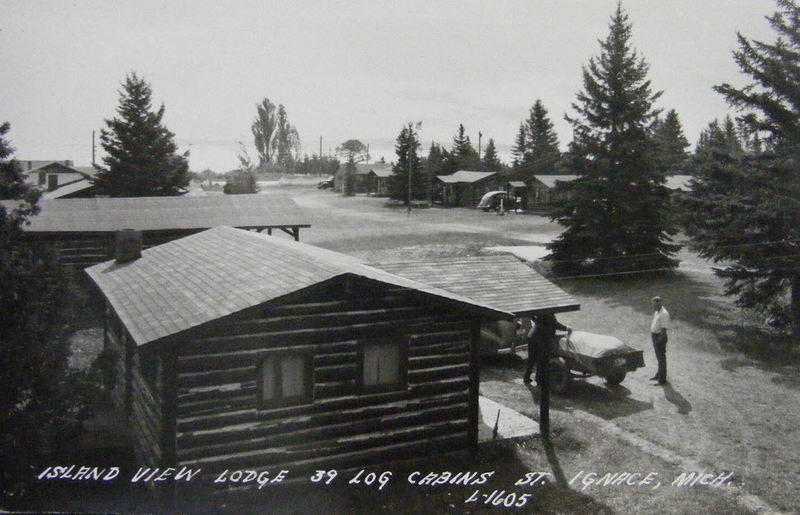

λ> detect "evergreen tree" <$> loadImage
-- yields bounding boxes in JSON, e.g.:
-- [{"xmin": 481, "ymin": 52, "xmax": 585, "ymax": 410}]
[
  {"xmin": 525, "ymin": 99, "xmax": 561, "ymax": 174},
  {"xmin": 691, "ymin": 116, "xmax": 744, "ymax": 167},
  {"xmin": 511, "ymin": 123, "xmax": 527, "ymax": 168},
  {"xmin": 482, "ymin": 138, "xmax": 503, "ymax": 170},
  {"xmin": 442, "ymin": 124, "xmax": 479, "ymax": 174},
  {"xmin": 1, "ymin": 123, "xmax": 91, "ymax": 497},
  {"xmin": 94, "ymin": 72, "xmax": 190, "ymax": 196},
  {"xmin": 651, "ymin": 109, "xmax": 690, "ymax": 175},
  {"xmin": 388, "ymin": 122, "xmax": 425, "ymax": 204},
  {"xmin": 426, "ymin": 142, "xmax": 445, "ymax": 177},
  {"xmin": 687, "ymin": 0, "xmax": 800, "ymax": 333},
  {"xmin": 546, "ymin": 5, "xmax": 679, "ymax": 275}
]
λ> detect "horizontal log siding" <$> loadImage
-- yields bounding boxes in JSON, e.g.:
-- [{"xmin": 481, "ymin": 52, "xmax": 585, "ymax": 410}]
[
  {"xmin": 30, "ymin": 231, "xmax": 203, "ymax": 269},
  {"xmin": 105, "ymin": 321, "xmax": 126, "ymax": 411},
  {"xmin": 175, "ymin": 291, "xmax": 475, "ymax": 474},
  {"xmin": 129, "ymin": 348, "xmax": 164, "ymax": 468}
]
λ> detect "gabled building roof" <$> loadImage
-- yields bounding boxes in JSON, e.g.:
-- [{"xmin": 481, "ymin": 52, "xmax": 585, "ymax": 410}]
[
  {"xmin": 376, "ymin": 255, "xmax": 579, "ymax": 317},
  {"xmin": 17, "ymin": 160, "xmax": 73, "ymax": 171},
  {"xmin": 367, "ymin": 164, "xmax": 394, "ymax": 178},
  {"xmin": 3, "ymin": 194, "xmax": 309, "ymax": 234},
  {"xmin": 507, "ymin": 181, "xmax": 526, "ymax": 188},
  {"xmin": 530, "ymin": 175, "xmax": 578, "ymax": 188},
  {"xmin": 436, "ymin": 171, "xmax": 497, "ymax": 184},
  {"xmin": 351, "ymin": 163, "xmax": 392, "ymax": 176},
  {"xmin": 42, "ymin": 179, "xmax": 95, "ymax": 199},
  {"xmin": 86, "ymin": 226, "xmax": 513, "ymax": 346}
]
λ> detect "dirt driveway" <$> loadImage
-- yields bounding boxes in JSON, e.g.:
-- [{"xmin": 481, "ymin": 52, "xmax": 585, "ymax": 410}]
[{"xmin": 278, "ymin": 187, "xmax": 800, "ymax": 513}]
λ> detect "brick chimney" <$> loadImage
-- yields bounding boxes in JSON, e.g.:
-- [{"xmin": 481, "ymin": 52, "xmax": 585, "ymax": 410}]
[{"xmin": 115, "ymin": 229, "xmax": 142, "ymax": 263}]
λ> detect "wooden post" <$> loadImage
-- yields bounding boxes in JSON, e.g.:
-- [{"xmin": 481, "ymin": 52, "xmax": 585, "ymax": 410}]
[
  {"xmin": 468, "ymin": 318, "xmax": 481, "ymax": 447},
  {"xmin": 538, "ymin": 341, "xmax": 550, "ymax": 438}
]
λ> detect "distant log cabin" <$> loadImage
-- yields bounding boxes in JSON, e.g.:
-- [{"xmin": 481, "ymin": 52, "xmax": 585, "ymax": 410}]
[
  {"xmin": 86, "ymin": 226, "xmax": 577, "ymax": 480},
  {"xmin": 0, "ymin": 194, "xmax": 310, "ymax": 268},
  {"xmin": 436, "ymin": 171, "xmax": 503, "ymax": 207}
]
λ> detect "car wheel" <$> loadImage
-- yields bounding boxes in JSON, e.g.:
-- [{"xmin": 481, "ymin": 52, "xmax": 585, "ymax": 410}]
[{"xmin": 605, "ymin": 371, "xmax": 626, "ymax": 385}]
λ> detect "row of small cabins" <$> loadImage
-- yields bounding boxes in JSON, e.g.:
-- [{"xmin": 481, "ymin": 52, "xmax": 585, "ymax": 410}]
[
  {"xmin": 336, "ymin": 164, "xmax": 694, "ymax": 209},
  {"xmin": 4, "ymin": 192, "xmax": 579, "ymax": 484}
]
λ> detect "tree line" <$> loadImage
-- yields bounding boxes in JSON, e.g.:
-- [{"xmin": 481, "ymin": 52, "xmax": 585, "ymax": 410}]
[{"xmin": 382, "ymin": 0, "xmax": 800, "ymax": 335}]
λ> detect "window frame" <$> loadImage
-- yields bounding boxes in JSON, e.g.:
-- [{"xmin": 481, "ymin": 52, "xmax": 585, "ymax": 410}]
[
  {"xmin": 256, "ymin": 350, "xmax": 314, "ymax": 410},
  {"xmin": 357, "ymin": 337, "xmax": 409, "ymax": 394}
]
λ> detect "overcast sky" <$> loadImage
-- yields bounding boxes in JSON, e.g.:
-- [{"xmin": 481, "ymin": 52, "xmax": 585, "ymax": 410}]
[{"xmin": 1, "ymin": 0, "xmax": 778, "ymax": 172}]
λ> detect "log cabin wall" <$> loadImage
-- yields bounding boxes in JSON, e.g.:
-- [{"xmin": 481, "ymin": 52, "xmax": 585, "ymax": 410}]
[
  {"xmin": 105, "ymin": 305, "xmax": 127, "ymax": 411},
  {"xmin": 105, "ymin": 303, "xmax": 166, "ymax": 467},
  {"xmin": 30, "ymin": 230, "xmax": 206, "ymax": 269},
  {"xmin": 129, "ymin": 345, "xmax": 164, "ymax": 467},
  {"xmin": 172, "ymin": 281, "xmax": 478, "ymax": 475}
]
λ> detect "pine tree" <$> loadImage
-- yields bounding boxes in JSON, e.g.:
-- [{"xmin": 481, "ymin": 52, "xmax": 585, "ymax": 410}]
[
  {"xmin": 525, "ymin": 99, "xmax": 561, "ymax": 174},
  {"xmin": 1, "ymin": 123, "xmax": 89, "ymax": 497},
  {"xmin": 94, "ymin": 72, "xmax": 190, "ymax": 196},
  {"xmin": 651, "ymin": 109, "xmax": 690, "ymax": 175},
  {"xmin": 687, "ymin": 0, "xmax": 800, "ymax": 333},
  {"xmin": 546, "ymin": 4, "xmax": 679, "ymax": 275},
  {"xmin": 511, "ymin": 123, "xmax": 527, "ymax": 169},
  {"xmin": 482, "ymin": 138, "xmax": 503, "ymax": 170},
  {"xmin": 692, "ymin": 117, "xmax": 744, "ymax": 166},
  {"xmin": 388, "ymin": 123, "xmax": 424, "ymax": 204},
  {"xmin": 426, "ymin": 142, "xmax": 445, "ymax": 177},
  {"xmin": 442, "ymin": 124, "xmax": 479, "ymax": 174}
]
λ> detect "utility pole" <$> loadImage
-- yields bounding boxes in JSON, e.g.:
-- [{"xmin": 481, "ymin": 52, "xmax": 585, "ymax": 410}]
[
  {"xmin": 92, "ymin": 130, "xmax": 96, "ymax": 166},
  {"xmin": 319, "ymin": 136, "xmax": 322, "ymax": 175},
  {"xmin": 478, "ymin": 131, "xmax": 482, "ymax": 161},
  {"xmin": 407, "ymin": 143, "xmax": 412, "ymax": 217}
]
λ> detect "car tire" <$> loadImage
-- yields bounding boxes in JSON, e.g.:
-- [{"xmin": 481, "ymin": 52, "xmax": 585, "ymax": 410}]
[{"xmin": 605, "ymin": 371, "xmax": 626, "ymax": 385}]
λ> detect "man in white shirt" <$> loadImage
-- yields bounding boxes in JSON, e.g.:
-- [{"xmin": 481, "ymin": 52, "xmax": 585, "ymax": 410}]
[{"xmin": 650, "ymin": 296, "xmax": 670, "ymax": 385}]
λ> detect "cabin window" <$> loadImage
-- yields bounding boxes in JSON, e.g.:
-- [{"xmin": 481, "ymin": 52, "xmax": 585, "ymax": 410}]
[
  {"xmin": 258, "ymin": 353, "xmax": 313, "ymax": 409},
  {"xmin": 358, "ymin": 339, "xmax": 408, "ymax": 393}
]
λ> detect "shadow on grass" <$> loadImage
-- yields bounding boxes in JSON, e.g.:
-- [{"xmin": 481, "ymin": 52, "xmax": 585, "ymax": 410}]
[
  {"xmin": 662, "ymin": 383, "xmax": 692, "ymax": 415},
  {"xmin": 523, "ymin": 380, "xmax": 654, "ymax": 421}
]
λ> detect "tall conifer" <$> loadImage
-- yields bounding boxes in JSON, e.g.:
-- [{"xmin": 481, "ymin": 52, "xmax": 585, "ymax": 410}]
[
  {"xmin": 546, "ymin": 4, "xmax": 679, "ymax": 275},
  {"xmin": 687, "ymin": 0, "xmax": 800, "ymax": 332},
  {"xmin": 94, "ymin": 72, "xmax": 190, "ymax": 196},
  {"xmin": 389, "ymin": 123, "xmax": 425, "ymax": 204},
  {"xmin": 525, "ymin": 99, "xmax": 561, "ymax": 174},
  {"xmin": 651, "ymin": 109, "xmax": 690, "ymax": 175}
]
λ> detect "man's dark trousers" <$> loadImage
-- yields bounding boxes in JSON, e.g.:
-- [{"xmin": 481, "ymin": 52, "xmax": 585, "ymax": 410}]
[{"xmin": 651, "ymin": 332, "xmax": 668, "ymax": 381}]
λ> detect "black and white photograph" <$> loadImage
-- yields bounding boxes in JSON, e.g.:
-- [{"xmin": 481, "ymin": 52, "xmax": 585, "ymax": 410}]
[{"xmin": 1, "ymin": 1, "xmax": 798, "ymax": 513}]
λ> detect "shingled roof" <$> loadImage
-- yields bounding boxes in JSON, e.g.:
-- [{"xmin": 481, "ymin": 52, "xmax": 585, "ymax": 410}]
[
  {"xmin": 6, "ymin": 194, "xmax": 308, "ymax": 234},
  {"xmin": 436, "ymin": 171, "xmax": 497, "ymax": 184},
  {"xmin": 375, "ymin": 255, "xmax": 579, "ymax": 317},
  {"xmin": 86, "ymin": 226, "xmax": 514, "ymax": 346},
  {"xmin": 530, "ymin": 175, "xmax": 578, "ymax": 188}
]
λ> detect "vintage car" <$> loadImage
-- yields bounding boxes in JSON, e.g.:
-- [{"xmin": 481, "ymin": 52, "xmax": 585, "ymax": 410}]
[
  {"xmin": 479, "ymin": 319, "xmax": 529, "ymax": 356},
  {"xmin": 544, "ymin": 331, "xmax": 645, "ymax": 393},
  {"xmin": 477, "ymin": 191, "xmax": 517, "ymax": 212},
  {"xmin": 317, "ymin": 176, "xmax": 335, "ymax": 189}
]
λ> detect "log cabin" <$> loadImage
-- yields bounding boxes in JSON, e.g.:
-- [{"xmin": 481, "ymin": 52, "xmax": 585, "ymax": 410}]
[
  {"xmin": 86, "ymin": 226, "xmax": 577, "ymax": 479},
  {"xmin": 0, "ymin": 194, "xmax": 310, "ymax": 269}
]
